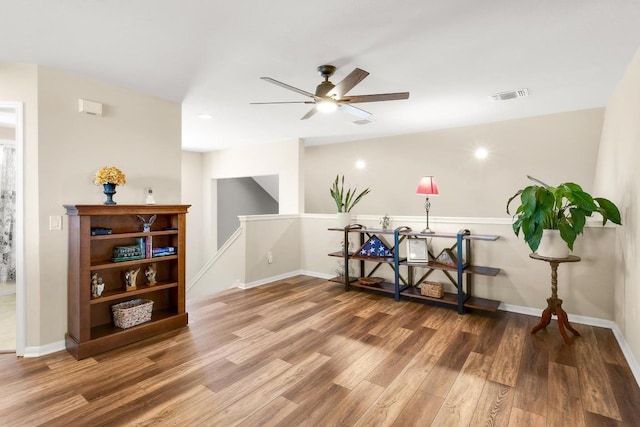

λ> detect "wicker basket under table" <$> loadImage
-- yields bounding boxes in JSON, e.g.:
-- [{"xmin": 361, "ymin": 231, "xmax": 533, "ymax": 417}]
[{"xmin": 420, "ymin": 281, "xmax": 444, "ymax": 298}]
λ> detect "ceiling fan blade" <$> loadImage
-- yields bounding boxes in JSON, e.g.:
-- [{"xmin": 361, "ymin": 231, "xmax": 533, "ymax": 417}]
[
  {"xmin": 260, "ymin": 77, "xmax": 318, "ymax": 99},
  {"xmin": 338, "ymin": 103, "xmax": 372, "ymax": 119},
  {"xmin": 250, "ymin": 101, "xmax": 314, "ymax": 105},
  {"xmin": 300, "ymin": 106, "xmax": 318, "ymax": 120},
  {"xmin": 342, "ymin": 92, "xmax": 410, "ymax": 103},
  {"xmin": 328, "ymin": 68, "xmax": 369, "ymax": 99}
]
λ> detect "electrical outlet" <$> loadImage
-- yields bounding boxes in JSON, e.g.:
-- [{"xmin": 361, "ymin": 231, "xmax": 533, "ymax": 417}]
[{"xmin": 267, "ymin": 251, "xmax": 273, "ymax": 264}]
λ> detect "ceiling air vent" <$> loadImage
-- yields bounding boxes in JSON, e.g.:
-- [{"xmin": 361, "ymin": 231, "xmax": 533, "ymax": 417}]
[
  {"xmin": 490, "ymin": 88, "xmax": 529, "ymax": 101},
  {"xmin": 352, "ymin": 119, "xmax": 372, "ymax": 125}
]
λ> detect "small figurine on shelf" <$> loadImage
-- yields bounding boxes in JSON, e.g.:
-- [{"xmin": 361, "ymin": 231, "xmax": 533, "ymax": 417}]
[
  {"xmin": 124, "ymin": 268, "xmax": 140, "ymax": 291},
  {"xmin": 137, "ymin": 214, "xmax": 157, "ymax": 233},
  {"xmin": 145, "ymin": 187, "xmax": 156, "ymax": 205},
  {"xmin": 380, "ymin": 214, "xmax": 391, "ymax": 230},
  {"xmin": 145, "ymin": 263, "xmax": 157, "ymax": 285},
  {"xmin": 91, "ymin": 273, "xmax": 105, "ymax": 298}
]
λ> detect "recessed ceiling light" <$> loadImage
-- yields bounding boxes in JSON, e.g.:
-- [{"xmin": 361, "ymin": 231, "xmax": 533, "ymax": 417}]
[
  {"xmin": 355, "ymin": 159, "xmax": 366, "ymax": 169},
  {"xmin": 198, "ymin": 114, "xmax": 212, "ymax": 120},
  {"xmin": 475, "ymin": 147, "xmax": 488, "ymax": 159}
]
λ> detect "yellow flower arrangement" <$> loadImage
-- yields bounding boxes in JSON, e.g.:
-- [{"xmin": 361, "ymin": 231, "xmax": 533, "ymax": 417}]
[{"xmin": 94, "ymin": 166, "xmax": 126, "ymax": 186}]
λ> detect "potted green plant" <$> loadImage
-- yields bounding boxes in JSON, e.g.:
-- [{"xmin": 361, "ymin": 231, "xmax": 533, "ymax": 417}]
[
  {"xmin": 506, "ymin": 177, "xmax": 621, "ymax": 258},
  {"xmin": 330, "ymin": 175, "xmax": 371, "ymax": 227}
]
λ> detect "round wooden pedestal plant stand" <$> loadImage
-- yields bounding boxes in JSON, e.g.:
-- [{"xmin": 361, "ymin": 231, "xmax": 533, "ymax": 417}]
[{"xmin": 529, "ymin": 253, "xmax": 581, "ymax": 344}]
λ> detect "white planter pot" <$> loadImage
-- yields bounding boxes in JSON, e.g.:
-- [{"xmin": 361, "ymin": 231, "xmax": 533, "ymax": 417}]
[
  {"xmin": 336, "ymin": 212, "xmax": 352, "ymax": 228},
  {"xmin": 536, "ymin": 229, "xmax": 570, "ymax": 258}
]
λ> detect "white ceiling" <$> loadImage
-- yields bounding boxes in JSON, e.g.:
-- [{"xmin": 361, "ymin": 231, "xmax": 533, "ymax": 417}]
[{"xmin": 2, "ymin": 1, "xmax": 640, "ymax": 152}]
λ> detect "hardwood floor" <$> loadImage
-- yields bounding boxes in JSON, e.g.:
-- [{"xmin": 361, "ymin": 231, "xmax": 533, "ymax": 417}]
[{"xmin": 1, "ymin": 275, "xmax": 639, "ymax": 426}]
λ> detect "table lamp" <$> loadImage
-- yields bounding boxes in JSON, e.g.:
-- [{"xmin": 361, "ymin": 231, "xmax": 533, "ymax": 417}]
[{"xmin": 416, "ymin": 176, "xmax": 439, "ymax": 233}]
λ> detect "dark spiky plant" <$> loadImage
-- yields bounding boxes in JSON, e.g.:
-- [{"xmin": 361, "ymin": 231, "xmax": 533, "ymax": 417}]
[
  {"xmin": 330, "ymin": 175, "xmax": 371, "ymax": 213},
  {"xmin": 507, "ymin": 180, "xmax": 622, "ymax": 252}
]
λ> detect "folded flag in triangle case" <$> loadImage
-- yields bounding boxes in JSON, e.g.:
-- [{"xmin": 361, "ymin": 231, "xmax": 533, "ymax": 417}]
[{"xmin": 357, "ymin": 235, "xmax": 393, "ymax": 257}]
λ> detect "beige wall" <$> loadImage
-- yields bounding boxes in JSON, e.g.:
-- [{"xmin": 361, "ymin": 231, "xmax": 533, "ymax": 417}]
[
  {"xmin": 181, "ymin": 151, "xmax": 203, "ymax": 283},
  {"xmin": 305, "ymin": 108, "xmax": 604, "ymax": 218},
  {"xmin": 242, "ymin": 215, "xmax": 300, "ymax": 284},
  {"xmin": 200, "ymin": 139, "xmax": 303, "ymax": 259},
  {"xmin": 1, "ymin": 63, "xmax": 182, "ymax": 350},
  {"xmin": 594, "ymin": 47, "xmax": 640, "ymax": 364}
]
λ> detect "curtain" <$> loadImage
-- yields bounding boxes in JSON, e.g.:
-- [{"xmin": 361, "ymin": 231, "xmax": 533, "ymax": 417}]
[{"xmin": 0, "ymin": 145, "xmax": 16, "ymax": 283}]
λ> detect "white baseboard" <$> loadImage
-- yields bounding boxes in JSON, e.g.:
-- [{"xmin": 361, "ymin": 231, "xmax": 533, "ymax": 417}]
[
  {"xmin": 23, "ymin": 340, "xmax": 66, "ymax": 358},
  {"xmin": 239, "ymin": 270, "xmax": 307, "ymax": 289},
  {"xmin": 610, "ymin": 323, "xmax": 640, "ymax": 387}
]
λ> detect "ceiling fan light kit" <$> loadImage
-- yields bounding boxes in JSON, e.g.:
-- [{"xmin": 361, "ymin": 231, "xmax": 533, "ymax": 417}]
[
  {"xmin": 252, "ymin": 64, "xmax": 409, "ymax": 120},
  {"xmin": 316, "ymin": 99, "xmax": 338, "ymax": 113}
]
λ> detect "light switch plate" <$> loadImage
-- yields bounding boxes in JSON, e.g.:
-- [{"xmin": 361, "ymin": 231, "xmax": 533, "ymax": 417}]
[{"xmin": 49, "ymin": 215, "xmax": 62, "ymax": 231}]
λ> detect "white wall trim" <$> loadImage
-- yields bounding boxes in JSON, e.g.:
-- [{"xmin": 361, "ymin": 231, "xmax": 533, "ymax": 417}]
[
  {"xmin": 300, "ymin": 213, "xmax": 612, "ymax": 228},
  {"xmin": 23, "ymin": 340, "xmax": 65, "ymax": 358},
  {"xmin": 186, "ymin": 226, "xmax": 243, "ymax": 293},
  {"xmin": 610, "ymin": 323, "xmax": 640, "ymax": 387},
  {"xmin": 239, "ymin": 270, "xmax": 306, "ymax": 289},
  {"xmin": 238, "ymin": 213, "xmax": 299, "ymax": 222}
]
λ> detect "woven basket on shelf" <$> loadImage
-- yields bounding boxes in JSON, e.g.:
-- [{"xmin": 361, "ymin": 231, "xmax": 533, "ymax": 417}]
[
  {"xmin": 111, "ymin": 299, "xmax": 153, "ymax": 329},
  {"xmin": 420, "ymin": 281, "xmax": 444, "ymax": 298},
  {"xmin": 358, "ymin": 277, "xmax": 384, "ymax": 286}
]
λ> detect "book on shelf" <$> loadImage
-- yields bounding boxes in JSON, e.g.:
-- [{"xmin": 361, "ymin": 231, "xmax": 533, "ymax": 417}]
[
  {"xmin": 90, "ymin": 227, "xmax": 112, "ymax": 236},
  {"xmin": 145, "ymin": 235, "xmax": 153, "ymax": 258},
  {"xmin": 112, "ymin": 244, "xmax": 143, "ymax": 262},
  {"xmin": 112, "ymin": 254, "xmax": 145, "ymax": 263},
  {"xmin": 152, "ymin": 246, "xmax": 177, "ymax": 257}
]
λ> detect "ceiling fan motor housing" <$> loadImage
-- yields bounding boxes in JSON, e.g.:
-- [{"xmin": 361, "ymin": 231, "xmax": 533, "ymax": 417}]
[
  {"xmin": 316, "ymin": 81, "xmax": 335, "ymax": 97},
  {"xmin": 316, "ymin": 65, "xmax": 337, "ymax": 96}
]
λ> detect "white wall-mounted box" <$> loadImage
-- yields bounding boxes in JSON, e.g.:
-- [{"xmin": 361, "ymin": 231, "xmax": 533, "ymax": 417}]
[{"xmin": 78, "ymin": 99, "xmax": 103, "ymax": 116}]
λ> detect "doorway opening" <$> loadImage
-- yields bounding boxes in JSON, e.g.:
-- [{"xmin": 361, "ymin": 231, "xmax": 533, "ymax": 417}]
[{"xmin": 0, "ymin": 102, "xmax": 23, "ymax": 355}]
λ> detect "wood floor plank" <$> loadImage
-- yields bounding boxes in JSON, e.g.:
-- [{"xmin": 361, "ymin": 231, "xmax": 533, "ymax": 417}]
[
  {"xmin": 204, "ymin": 352, "xmax": 330, "ymax": 425},
  {"xmin": 419, "ymin": 330, "xmax": 478, "ymax": 397},
  {"xmin": 333, "ymin": 326, "xmax": 412, "ymax": 390},
  {"xmin": 430, "ymin": 351, "xmax": 494, "ymax": 426},
  {"xmin": 604, "ymin": 362, "xmax": 640, "ymax": 426},
  {"xmin": 508, "ymin": 407, "xmax": 546, "ymax": 427},
  {"xmin": 354, "ymin": 345, "xmax": 439, "ymax": 426},
  {"xmin": 469, "ymin": 380, "xmax": 514, "ymax": 426},
  {"xmin": 547, "ymin": 362, "xmax": 585, "ymax": 427},
  {"xmin": 276, "ymin": 382, "xmax": 352, "ymax": 427},
  {"xmin": 366, "ymin": 326, "xmax": 436, "ymax": 387},
  {"xmin": 0, "ymin": 390, "xmax": 88, "ymax": 425},
  {"xmin": 0, "ymin": 275, "xmax": 637, "ymax": 426},
  {"xmin": 488, "ymin": 313, "xmax": 527, "ymax": 387},
  {"xmin": 280, "ymin": 333, "xmax": 383, "ymax": 404},
  {"xmin": 593, "ymin": 327, "xmax": 628, "ymax": 366},
  {"xmin": 391, "ymin": 390, "xmax": 443, "ymax": 427},
  {"xmin": 235, "ymin": 396, "xmax": 298, "ymax": 427},
  {"xmin": 573, "ymin": 324, "xmax": 622, "ymax": 420},
  {"xmin": 126, "ymin": 384, "xmax": 216, "ymax": 426},
  {"xmin": 512, "ymin": 326, "xmax": 549, "ymax": 418},
  {"xmin": 318, "ymin": 380, "xmax": 386, "ymax": 427},
  {"xmin": 584, "ymin": 411, "xmax": 622, "ymax": 427}
]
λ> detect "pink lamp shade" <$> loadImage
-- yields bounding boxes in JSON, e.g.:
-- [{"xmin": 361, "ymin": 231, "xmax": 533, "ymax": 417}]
[{"xmin": 416, "ymin": 176, "xmax": 439, "ymax": 196}]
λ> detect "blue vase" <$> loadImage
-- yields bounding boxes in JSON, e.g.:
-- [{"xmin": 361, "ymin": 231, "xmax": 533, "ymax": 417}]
[{"xmin": 103, "ymin": 183, "xmax": 117, "ymax": 205}]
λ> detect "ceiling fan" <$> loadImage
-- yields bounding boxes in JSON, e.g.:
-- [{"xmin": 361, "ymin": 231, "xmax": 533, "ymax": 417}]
[{"xmin": 251, "ymin": 65, "xmax": 410, "ymax": 120}]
